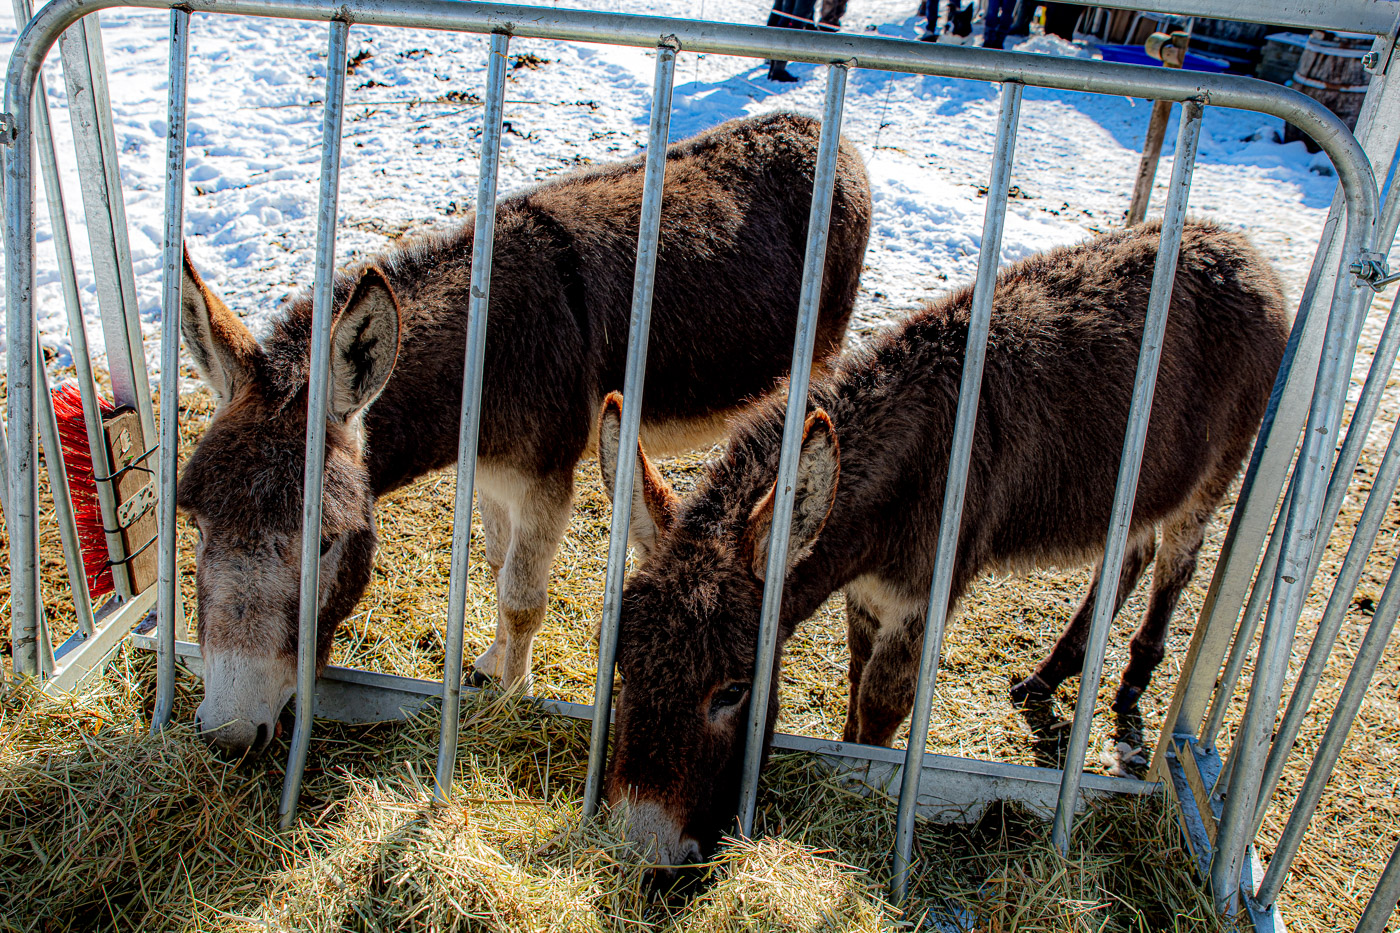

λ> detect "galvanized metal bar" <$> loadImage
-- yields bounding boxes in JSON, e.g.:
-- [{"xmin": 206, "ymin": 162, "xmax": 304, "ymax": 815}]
[
  {"xmin": 1252, "ymin": 395, "xmax": 1400, "ymax": 834},
  {"xmin": 889, "ymin": 80, "xmax": 1023, "ymax": 903},
  {"xmin": 1356, "ymin": 838, "xmax": 1400, "ymax": 933},
  {"xmin": 736, "ymin": 61, "xmax": 848, "ymax": 838},
  {"xmin": 1246, "ymin": 284, "xmax": 1400, "ymax": 785},
  {"xmin": 433, "ymin": 30, "xmax": 510, "ymax": 802},
  {"xmin": 1156, "ymin": 60, "xmax": 1400, "ymax": 763},
  {"xmin": 1199, "ymin": 476, "xmax": 1290, "ymax": 752},
  {"xmin": 581, "ymin": 40, "xmax": 676, "ymax": 817},
  {"xmin": 1052, "ymin": 101, "xmax": 1204, "ymax": 853},
  {"xmin": 152, "ymin": 7, "xmax": 191, "ymax": 733},
  {"xmin": 34, "ymin": 343, "xmax": 95, "ymax": 643},
  {"xmin": 29, "ymin": 70, "xmax": 126, "ymax": 615},
  {"xmin": 1254, "ymin": 539, "xmax": 1400, "ymax": 907},
  {"xmin": 0, "ymin": 404, "xmax": 9, "ymax": 523},
  {"xmin": 0, "ymin": 0, "xmax": 1386, "ymax": 178},
  {"xmin": 6, "ymin": 83, "xmax": 40, "ymax": 677},
  {"xmin": 58, "ymin": 16, "xmax": 155, "ymax": 443},
  {"xmin": 1211, "ymin": 210, "xmax": 1383, "ymax": 919},
  {"xmin": 278, "ymin": 17, "xmax": 349, "ymax": 829}
]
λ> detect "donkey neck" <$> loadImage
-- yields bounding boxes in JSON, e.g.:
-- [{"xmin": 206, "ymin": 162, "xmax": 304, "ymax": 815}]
[{"xmin": 748, "ymin": 310, "xmax": 969, "ymax": 634}]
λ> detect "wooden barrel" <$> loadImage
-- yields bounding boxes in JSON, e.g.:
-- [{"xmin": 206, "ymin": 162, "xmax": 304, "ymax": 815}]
[
  {"xmin": 1282, "ymin": 31, "xmax": 1373, "ymax": 151},
  {"xmin": 1256, "ymin": 32, "xmax": 1308, "ymax": 85}
]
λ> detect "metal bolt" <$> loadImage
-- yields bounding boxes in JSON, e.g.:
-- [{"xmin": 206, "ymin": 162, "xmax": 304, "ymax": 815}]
[{"xmin": 1364, "ymin": 50, "xmax": 1380, "ymax": 71}]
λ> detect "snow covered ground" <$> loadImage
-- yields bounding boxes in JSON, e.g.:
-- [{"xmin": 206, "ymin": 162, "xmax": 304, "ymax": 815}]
[{"xmin": 0, "ymin": 0, "xmax": 1348, "ymax": 379}]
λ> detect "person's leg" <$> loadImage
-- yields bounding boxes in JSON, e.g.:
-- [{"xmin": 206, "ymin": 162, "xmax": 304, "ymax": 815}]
[
  {"xmin": 1042, "ymin": 2, "xmax": 1083, "ymax": 40},
  {"xmin": 1009, "ymin": 0, "xmax": 1036, "ymax": 37},
  {"xmin": 920, "ymin": 0, "xmax": 941, "ymax": 39},
  {"xmin": 819, "ymin": 0, "xmax": 847, "ymax": 30},
  {"xmin": 766, "ymin": 0, "xmax": 809, "ymax": 81},
  {"xmin": 982, "ymin": 0, "xmax": 1010, "ymax": 49}
]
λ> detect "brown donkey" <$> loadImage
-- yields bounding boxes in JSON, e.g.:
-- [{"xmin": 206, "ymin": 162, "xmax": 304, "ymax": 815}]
[
  {"xmin": 176, "ymin": 112, "xmax": 872, "ymax": 754},
  {"xmin": 598, "ymin": 221, "xmax": 1289, "ymax": 865}
]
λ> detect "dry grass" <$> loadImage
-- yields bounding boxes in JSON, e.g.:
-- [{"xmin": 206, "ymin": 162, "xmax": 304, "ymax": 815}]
[
  {"xmin": 0, "ymin": 647, "xmax": 1232, "ymax": 932},
  {"xmin": 2, "ymin": 286, "xmax": 1399, "ymax": 931}
]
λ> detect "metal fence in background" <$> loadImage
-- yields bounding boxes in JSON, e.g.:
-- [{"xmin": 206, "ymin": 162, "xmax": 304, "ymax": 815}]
[{"xmin": 5, "ymin": 0, "xmax": 1400, "ymax": 926}]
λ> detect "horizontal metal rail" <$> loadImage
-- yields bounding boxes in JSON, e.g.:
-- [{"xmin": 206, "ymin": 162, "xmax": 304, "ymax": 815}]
[{"xmin": 130, "ymin": 632, "xmax": 1157, "ymax": 807}]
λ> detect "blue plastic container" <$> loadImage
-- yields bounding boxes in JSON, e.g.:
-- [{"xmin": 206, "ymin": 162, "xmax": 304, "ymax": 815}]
[{"xmin": 1096, "ymin": 43, "xmax": 1231, "ymax": 74}]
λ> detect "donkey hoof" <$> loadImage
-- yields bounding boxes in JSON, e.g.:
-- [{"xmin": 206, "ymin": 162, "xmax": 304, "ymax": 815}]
[
  {"xmin": 1111, "ymin": 685, "xmax": 1143, "ymax": 714},
  {"xmin": 468, "ymin": 668, "xmax": 499, "ymax": 689},
  {"xmin": 1009, "ymin": 673, "xmax": 1053, "ymax": 706}
]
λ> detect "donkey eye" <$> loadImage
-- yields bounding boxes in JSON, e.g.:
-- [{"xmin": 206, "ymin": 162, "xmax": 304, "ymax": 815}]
[
  {"xmin": 710, "ymin": 683, "xmax": 750, "ymax": 714},
  {"xmin": 320, "ymin": 537, "xmax": 333, "ymax": 556}
]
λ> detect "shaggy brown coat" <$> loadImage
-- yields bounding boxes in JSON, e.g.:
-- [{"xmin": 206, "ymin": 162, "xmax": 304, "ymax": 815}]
[
  {"xmin": 600, "ymin": 221, "xmax": 1289, "ymax": 865},
  {"xmin": 176, "ymin": 111, "xmax": 872, "ymax": 754}
]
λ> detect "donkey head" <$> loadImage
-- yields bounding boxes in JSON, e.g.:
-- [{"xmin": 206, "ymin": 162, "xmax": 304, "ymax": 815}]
[
  {"xmin": 596, "ymin": 393, "xmax": 840, "ymax": 868},
  {"xmin": 176, "ymin": 251, "xmax": 401, "ymax": 755}
]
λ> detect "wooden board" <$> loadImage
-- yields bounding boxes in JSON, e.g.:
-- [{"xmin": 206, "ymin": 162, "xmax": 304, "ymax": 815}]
[{"xmin": 103, "ymin": 407, "xmax": 157, "ymax": 595}]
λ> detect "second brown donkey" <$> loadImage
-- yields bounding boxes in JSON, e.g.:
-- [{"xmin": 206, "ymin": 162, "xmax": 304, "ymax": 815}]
[
  {"xmin": 176, "ymin": 112, "xmax": 871, "ymax": 755},
  {"xmin": 598, "ymin": 221, "xmax": 1289, "ymax": 866}
]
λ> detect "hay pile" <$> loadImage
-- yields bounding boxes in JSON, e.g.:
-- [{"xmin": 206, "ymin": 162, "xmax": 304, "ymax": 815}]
[
  {"xmin": 0, "ymin": 647, "xmax": 1229, "ymax": 932},
  {"xmin": 3, "ymin": 282, "xmax": 1400, "ymax": 931}
]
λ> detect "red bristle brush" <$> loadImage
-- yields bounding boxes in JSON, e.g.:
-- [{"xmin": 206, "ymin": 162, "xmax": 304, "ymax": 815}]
[{"xmin": 52, "ymin": 382, "xmax": 117, "ymax": 598}]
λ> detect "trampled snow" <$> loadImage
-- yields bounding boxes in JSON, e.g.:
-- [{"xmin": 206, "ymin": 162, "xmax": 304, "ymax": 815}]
[{"xmin": 0, "ymin": 0, "xmax": 1348, "ymax": 382}]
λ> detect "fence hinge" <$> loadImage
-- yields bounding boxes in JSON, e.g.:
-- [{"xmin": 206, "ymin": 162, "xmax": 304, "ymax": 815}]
[{"xmin": 1351, "ymin": 250, "xmax": 1398, "ymax": 291}]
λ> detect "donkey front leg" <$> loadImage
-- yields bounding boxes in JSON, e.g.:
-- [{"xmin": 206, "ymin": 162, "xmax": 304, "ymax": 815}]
[
  {"xmin": 470, "ymin": 494, "xmax": 513, "ymax": 686},
  {"xmin": 472, "ymin": 468, "xmax": 575, "ymax": 686}
]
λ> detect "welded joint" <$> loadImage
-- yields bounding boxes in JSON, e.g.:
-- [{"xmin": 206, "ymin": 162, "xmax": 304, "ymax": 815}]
[
  {"xmin": 657, "ymin": 34, "xmax": 680, "ymax": 52},
  {"xmin": 1351, "ymin": 251, "xmax": 1398, "ymax": 290}
]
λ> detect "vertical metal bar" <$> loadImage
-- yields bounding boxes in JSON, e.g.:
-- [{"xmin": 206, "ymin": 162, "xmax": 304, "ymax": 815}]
[
  {"xmin": 1200, "ymin": 476, "xmax": 1291, "ymax": 751},
  {"xmin": 889, "ymin": 81, "xmax": 1023, "ymax": 902},
  {"xmin": 1254, "ymin": 544, "xmax": 1400, "ymax": 907},
  {"xmin": 35, "ymin": 344, "xmax": 94, "ymax": 640},
  {"xmin": 1252, "ymin": 404, "xmax": 1400, "ymax": 832},
  {"xmin": 29, "ymin": 68, "xmax": 126, "ymax": 611},
  {"xmin": 11, "ymin": 0, "xmax": 106, "ymax": 639},
  {"xmin": 581, "ymin": 40, "xmax": 676, "ymax": 816},
  {"xmin": 6, "ymin": 90, "xmax": 39, "ymax": 677},
  {"xmin": 1211, "ymin": 213, "xmax": 1380, "ymax": 918},
  {"xmin": 152, "ymin": 8, "xmax": 190, "ymax": 733},
  {"xmin": 1157, "ymin": 65, "xmax": 1398, "ymax": 764},
  {"xmin": 278, "ymin": 18, "xmax": 349, "ymax": 829},
  {"xmin": 434, "ymin": 31, "xmax": 511, "ymax": 801},
  {"xmin": 59, "ymin": 16, "xmax": 155, "ymax": 441},
  {"xmin": 735, "ymin": 61, "xmax": 849, "ymax": 837},
  {"xmin": 1355, "ymin": 838, "xmax": 1400, "ymax": 933},
  {"xmin": 1052, "ymin": 101, "xmax": 1204, "ymax": 852},
  {"xmin": 1245, "ymin": 286, "xmax": 1400, "ymax": 815},
  {"xmin": 1152, "ymin": 192, "xmax": 1340, "ymax": 772}
]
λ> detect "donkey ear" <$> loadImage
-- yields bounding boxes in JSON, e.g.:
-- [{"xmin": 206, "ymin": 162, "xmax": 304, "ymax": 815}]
[
  {"xmin": 599, "ymin": 391, "xmax": 678, "ymax": 558},
  {"xmin": 742, "ymin": 409, "xmax": 840, "ymax": 582},
  {"xmin": 181, "ymin": 247, "xmax": 260, "ymax": 403},
  {"xmin": 328, "ymin": 268, "xmax": 401, "ymax": 423}
]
